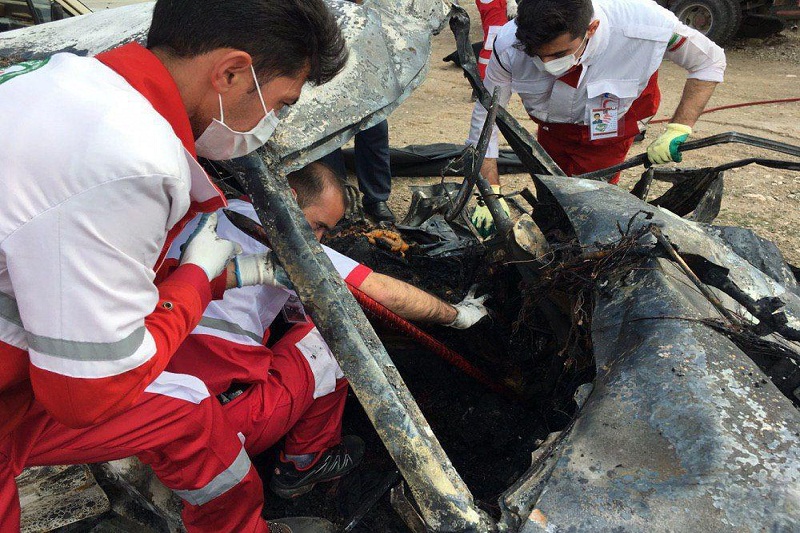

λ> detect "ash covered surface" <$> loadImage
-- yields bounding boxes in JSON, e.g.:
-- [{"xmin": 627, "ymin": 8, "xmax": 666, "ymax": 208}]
[{"xmin": 252, "ymin": 220, "xmax": 593, "ymax": 528}]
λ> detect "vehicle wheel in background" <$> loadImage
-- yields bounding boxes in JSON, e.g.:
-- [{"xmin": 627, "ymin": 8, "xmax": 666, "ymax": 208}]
[
  {"xmin": 737, "ymin": 14, "xmax": 786, "ymax": 39},
  {"xmin": 670, "ymin": 0, "xmax": 743, "ymax": 44}
]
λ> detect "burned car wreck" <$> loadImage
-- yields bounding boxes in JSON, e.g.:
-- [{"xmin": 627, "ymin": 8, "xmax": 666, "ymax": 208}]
[{"xmin": 2, "ymin": 1, "xmax": 799, "ymax": 532}]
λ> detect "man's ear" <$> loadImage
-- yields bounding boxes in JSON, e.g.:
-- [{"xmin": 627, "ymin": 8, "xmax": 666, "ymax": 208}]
[
  {"xmin": 290, "ymin": 188, "xmax": 298, "ymax": 202},
  {"xmin": 587, "ymin": 19, "xmax": 600, "ymax": 37},
  {"xmin": 210, "ymin": 50, "xmax": 254, "ymax": 95}
]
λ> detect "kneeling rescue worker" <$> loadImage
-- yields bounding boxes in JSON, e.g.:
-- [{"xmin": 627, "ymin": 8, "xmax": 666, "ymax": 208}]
[{"xmin": 0, "ymin": 0, "xmax": 348, "ymax": 531}]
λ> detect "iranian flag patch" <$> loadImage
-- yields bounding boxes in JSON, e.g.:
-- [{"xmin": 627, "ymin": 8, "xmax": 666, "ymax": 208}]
[{"xmin": 0, "ymin": 58, "xmax": 50, "ymax": 85}]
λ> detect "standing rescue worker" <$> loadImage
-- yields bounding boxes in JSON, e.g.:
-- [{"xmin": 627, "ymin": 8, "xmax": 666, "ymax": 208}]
[
  {"xmin": 0, "ymin": 0, "xmax": 347, "ymax": 531},
  {"xmin": 468, "ymin": 0, "xmax": 726, "ymax": 237},
  {"xmin": 474, "ymin": 0, "xmax": 517, "ymax": 79}
]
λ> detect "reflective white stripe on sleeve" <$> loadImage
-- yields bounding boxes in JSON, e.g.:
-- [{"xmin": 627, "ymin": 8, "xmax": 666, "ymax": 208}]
[
  {"xmin": 144, "ymin": 371, "xmax": 210, "ymax": 404},
  {"xmin": 28, "ymin": 328, "xmax": 158, "ymax": 379},
  {"xmin": 0, "ymin": 292, "xmax": 26, "ymax": 349},
  {"xmin": 173, "ymin": 446, "xmax": 252, "ymax": 506},
  {"xmin": 194, "ymin": 317, "xmax": 263, "ymax": 346}
]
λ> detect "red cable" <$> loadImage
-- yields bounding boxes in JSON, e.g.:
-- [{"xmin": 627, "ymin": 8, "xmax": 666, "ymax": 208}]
[
  {"xmin": 347, "ymin": 283, "xmax": 520, "ymax": 401},
  {"xmin": 649, "ymin": 97, "xmax": 800, "ymax": 125}
]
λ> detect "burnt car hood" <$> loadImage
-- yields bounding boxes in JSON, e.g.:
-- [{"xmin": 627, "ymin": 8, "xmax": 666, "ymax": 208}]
[{"xmin": 505, "ymin": 176, "xmax": 800, "ymax": 532}]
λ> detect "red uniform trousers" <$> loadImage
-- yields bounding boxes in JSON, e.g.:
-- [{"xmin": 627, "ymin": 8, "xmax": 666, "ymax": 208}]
[
  {"xmin": 476, "ymin": 0, "xmax": 509, "ymax": 79},
  {"xmin": 535, "ymin": 71, "xmax": 662, "ymax": 184},
  {"xmin": 536, "ymin": 124, "xmax": 638, "ymax": 184},
  {"xmin": 0, "ymin": 379, "xmax": 267, "ymax": 533},
  {"xmin": 219, "ymin": 322, "xmax": 348, "ymax": 459}
]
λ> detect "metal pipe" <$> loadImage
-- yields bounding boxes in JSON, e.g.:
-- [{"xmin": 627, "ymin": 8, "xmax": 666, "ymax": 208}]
[
  {"xmin": 474, "ymin": 169, "xmax": 514, "ymax": 237},
  {"xmin": 576, "ymin": 132, "xmax": 800, "ymax": 182},
  {"xmin": 228, "ymin": 153, "xmax": 489, "ymax": 532},
  {"xmin": 445, "ymin": 87, "xmax": 501, "ymax": 222},
  {"xmin": 449, "ymin": 5, "xmax": 564, "ymax": 178},
  {"xmin": 650, "ymin": 226, "xmax": 742, "ymax": 328}
]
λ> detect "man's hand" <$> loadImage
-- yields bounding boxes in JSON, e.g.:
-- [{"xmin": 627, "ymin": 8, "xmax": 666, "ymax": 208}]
[
  {"xmin": 647, "ymin": 123, "xmax": 692, "ymax": 164},
  {"xmin": 471, "ymin": 184, "xmax": 510, "ymax": 238},
  {"xmin": 180, "ymin": 212, "xmax": 242, "ymax": 281},
  {"xmin": 506, "ymin": 0, "xmax": 518, "ymax": 19},
  {"xmin": 234, "ymin": 252, "xmax": 291, "ymax": 288},
  {"xmin": 446, "ymin": 285, "xmax": 490, "ymax": 329}
]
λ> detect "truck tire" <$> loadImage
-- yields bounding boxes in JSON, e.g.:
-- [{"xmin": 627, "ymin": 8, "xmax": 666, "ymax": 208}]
[
  {"xmin": 670, "ymin": 0, "xmax": 743, "ymax": 45},
  {"xmin": 737, "ymin": 14, "xmax": 785, "ymax": 39}
]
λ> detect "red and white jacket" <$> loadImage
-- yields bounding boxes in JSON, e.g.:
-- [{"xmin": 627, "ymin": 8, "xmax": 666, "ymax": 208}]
[
  {"xmin": 0, "ymin": 43, "xmax": 225, "ymax": 435},
  {"xmin": 475, "ymin": 0, "xmax": 511, "ymax": 79},
  {"xmin": 468, "ymin": 0, "xmax": 727, "ymax": 157},
  {"xmin": 165, "ymin": 199, "xmax": 372, "ymax": 398}
]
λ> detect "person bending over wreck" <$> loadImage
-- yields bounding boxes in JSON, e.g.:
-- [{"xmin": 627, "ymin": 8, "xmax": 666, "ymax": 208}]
[
  {"xmin": 468, "ymin": 0, "xmax": 726, "ymax": 237},
  {"xmin": 164, "ymin": 161, "xmax": 491, "ymax": 502},
  {"xmin": 0, "ymin": 0, "xmax": 347, "ymax": 531}
]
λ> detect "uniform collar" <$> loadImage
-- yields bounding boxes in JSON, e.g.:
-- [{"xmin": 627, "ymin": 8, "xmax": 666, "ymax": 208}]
[
  {"xmin": 580, "ymin": 1, "xmax": 610, "ymax": 66},
  {"xmin": 96, "ymin": 43, "xmax": 224, "ymax": 211},
  {"xmin": 96, "ymin": 43, "xmax": 196, "ymax": 156}
]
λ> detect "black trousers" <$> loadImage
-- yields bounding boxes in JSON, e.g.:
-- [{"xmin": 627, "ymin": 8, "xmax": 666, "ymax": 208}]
[{"xmin": 321, "ymin": 120, "xmax": 391, "ymax": 205}]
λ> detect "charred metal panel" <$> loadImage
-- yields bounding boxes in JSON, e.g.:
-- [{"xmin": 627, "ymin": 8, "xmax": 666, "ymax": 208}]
[
  {"xmin": 512, "ymin": 175, "xmax": 800, "ymax": 532},
  {"xmin": 18, "ymin": 465, "xmax": 109, "ymax": 532},
  {"xmin": 518, "ymin": 256, "xmax": 800, "ymax": 532},
  {"xmin": 534, "ymin": 176, "xmax": 800, "ymax": 341}
]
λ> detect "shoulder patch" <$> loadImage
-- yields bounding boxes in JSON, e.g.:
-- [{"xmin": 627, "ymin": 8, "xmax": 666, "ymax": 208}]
[
  {"xmin": 0, "ymin": 58, "xmax": 50, "ymax": 85},
  {"xmin": 668, "ymin": 33, "xmax": 687, "ymax": 52}
]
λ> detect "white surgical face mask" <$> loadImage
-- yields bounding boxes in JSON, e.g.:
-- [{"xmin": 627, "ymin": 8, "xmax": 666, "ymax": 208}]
[
  {"xmin": 539, "ymin": 32, "xmax": 589, "ymax": 77},
  {"xmin": 195, "ymin": 65, "xmax": 280, "ymax": 160}
]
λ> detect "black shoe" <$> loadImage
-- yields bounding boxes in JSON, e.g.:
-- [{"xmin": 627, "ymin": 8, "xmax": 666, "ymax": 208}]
[
  {"xmin": 267, "ymin": 517, "xmax": 337, "ymax": 533},
  {"xmin": 270, "ymin": 435, "xmax": 365, "ymax": 499},
  {"xmin": 363, "ymin": 201, "xmax": 396, "ymax": 223}
]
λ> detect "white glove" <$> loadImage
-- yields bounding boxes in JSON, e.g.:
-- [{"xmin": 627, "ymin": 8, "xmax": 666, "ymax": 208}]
[
  {"xmin": 506, "ymin": 0, "xmax": 518, "ymax": 19},
  {"xmin": 446, "ymin": 285, "xmax": 490, "ymax": 329},
  {"xmin": 180, "ymin": 212, "xmax": 242, "ymax": 281},
  {"xmin": 233, "ymin": 252, "xmax": 290, "ymax": 288}
]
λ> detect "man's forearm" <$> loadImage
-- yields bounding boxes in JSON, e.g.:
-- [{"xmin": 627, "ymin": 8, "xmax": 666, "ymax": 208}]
[
  {"xmin": 357, "ymin": 272, "xmax": 457, "ymax": 324},
  {"xmin": 481, "ymin": 157, "xmax": 501, "ymax": 186},
  {"xmin": 671, "ymin": 79, "xmax": 718, "ymax": 127}
]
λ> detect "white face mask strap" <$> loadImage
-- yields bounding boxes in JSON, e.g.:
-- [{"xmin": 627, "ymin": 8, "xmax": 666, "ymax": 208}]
[
  {"xmin": 576, "ymin": 32, "xmax": 590, "ymax": 59},
  {"xmin": 217, "ymin": 93, "xmax": 225, "ymax": 123},
  {"xmin": 250, "ymin": 64, "xmax": 269, "ymax": 115}
]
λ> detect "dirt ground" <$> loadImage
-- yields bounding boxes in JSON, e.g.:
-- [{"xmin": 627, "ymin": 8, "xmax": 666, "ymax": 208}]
[{"xmin": 378, "ymin": 3, "xmax": 800, "ymax": 264}]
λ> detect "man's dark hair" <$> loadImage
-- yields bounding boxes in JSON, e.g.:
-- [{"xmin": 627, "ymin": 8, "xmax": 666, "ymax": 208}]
[
  {"xmin": 514, "ymin": 0, "xmax": 594, "ymax": 56},
  {"xmin": 287, "ymin": 161, "xmax": 347, "ymax": 210},
  {"xmin": 147, "ymin": 0, "xmax": 348, "ymax": 85}
]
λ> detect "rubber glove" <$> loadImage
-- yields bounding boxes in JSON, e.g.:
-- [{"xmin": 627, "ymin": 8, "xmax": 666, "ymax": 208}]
[
  {"xmin": 233, "ymin": 252, "xmax": 292, "ymax": 288},
  {"xmin": 180, "ymin": 212, "xmax": 242, "ymax": 281},
  {"xmin": 446, "ymin": 285, "xmax": 490, "ymax": 329},
  {"xmin": 647, "ymin": 123, "xmax": 692, "ymax": 165},
  {"xmin": 471, "ymin": 184, "xmax": 510, "ymax": 238},
  {"xmin": 506, "ymin": 0, "xmax": 518, "ymax": 19}
]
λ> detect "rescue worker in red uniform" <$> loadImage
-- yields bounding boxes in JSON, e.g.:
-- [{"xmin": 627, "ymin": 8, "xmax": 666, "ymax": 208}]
[
  {"xmin": 0, "ymin": 1, "xmax": 347, "ymax": 531},
  {"xmin": 474, "ymin": 0, "xmax": 517, "ymax": 79},
  {"xmin": 468, "ymin": 0, "xmax": 727, "ymax": 237},
  {"xmin": 165, "ymin": 162, "xmax": 491, "ymax": 499}
]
